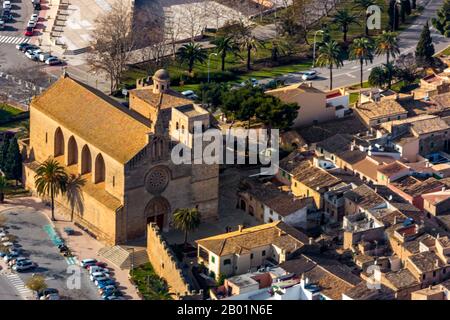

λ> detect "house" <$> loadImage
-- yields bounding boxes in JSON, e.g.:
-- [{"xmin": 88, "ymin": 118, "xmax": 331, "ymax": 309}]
[
  {"xmin": 417, "ymin": 73, "xmax": 450, "ymax": 98},
  {"xmin": 405, "ymin": 251, "xmax": 448, "ymax": 287},
  {"xmin": 360, "ymin": 88, "xmax": 399, "ymax": 104},
  {"xmin": 265, "ymin": 83, "xmax": 343, "ymax": 127},
  {"xmin": 196, "ymin": 221, "xmax": 311, "ymax": 279},
  {"xmin": 324, "ymin": 183, "xmax": 355, "ymax": 222},
  {"xmin": 376, "ymin": 161, "xmax": 411, "ymax": 186},
  {"xmin": 237, "ymin": 178, "xmax": 316, "ymax": 227},
  {"xmin": 411, "ymin": 285, "xmax": 448, "ymax": 300},
  {"xmin": 290, "ymin": 160, "xmax": 342, "ymax": 209},
  {"xmin": 354, "ymin": 100, "xmax": 408, "ymax": 127},
  {"xmin": 422, "ymin": 191, "xmax": 450, "ymax": 216},
  {"xmin": 344, "ymin": 184, "xmax": 388, "ymax": 215},
  {"xmin": 388, "ymin": 176, "xmax": 449, "ymax": 211}
]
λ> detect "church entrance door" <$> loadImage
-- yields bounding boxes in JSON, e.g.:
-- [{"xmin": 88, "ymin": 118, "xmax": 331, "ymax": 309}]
[{"xmin": 145, "ymin": 197, "xmax": 170, "ymax": 231}]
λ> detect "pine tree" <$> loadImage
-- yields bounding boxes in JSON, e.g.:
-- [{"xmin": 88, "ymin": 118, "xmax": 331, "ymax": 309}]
[
  {"xmin": 415, "ymin": 22, "xmax": 435, "ymax": 67},
  {"xmin": 0, "ymin": 138, "xmax": 10, "ymax": 173},
  {"xmin": 4, "ymin": 137, "xmax": 22, "ymax": 184}
]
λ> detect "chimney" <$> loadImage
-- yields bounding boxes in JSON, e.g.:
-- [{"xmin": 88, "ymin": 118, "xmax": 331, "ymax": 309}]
[
  {"xmin": 442, "ymin": 187, "xmax": 446, "ymax": 192},
  {"xmin": 435, "ymin": 259, "xmax": 440, "ymax": 268},
  {"xmin": 394, "ymin": 216, "xmax": 398, "ymax": 225},
  {"xmin": 238, "ymin": 225, "xmax": 243, "ymax": 232},
  {"xmin": 309, "ymin": 237, "xmax": 314, "ymax": 245}
]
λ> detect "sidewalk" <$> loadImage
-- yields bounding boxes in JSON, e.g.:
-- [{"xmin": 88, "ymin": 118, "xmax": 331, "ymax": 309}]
[{"xmin": 0, "ymin": 196, "xmax": 140, "ymax": 300}]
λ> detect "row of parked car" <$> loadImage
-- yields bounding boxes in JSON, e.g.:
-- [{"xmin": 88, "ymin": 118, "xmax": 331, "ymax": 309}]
[
  {"xmin": 0, "ymin": 227, "xmax": 38, "ymax": 272},
  {"xmin": 0, "ymin": 1, "xmax": 14, "ymax": 30},
  {"xmin": 16, "ymin": 42, "xmax": 61, "ymax": 65},
  {"xmin": 80, "ymin": 258, "xmax": 124, "ymax": 300}
]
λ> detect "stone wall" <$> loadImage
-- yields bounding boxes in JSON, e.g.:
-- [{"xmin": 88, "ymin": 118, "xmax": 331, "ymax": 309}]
[{"xmin": 146, "ymin": 223, "xmax": 202, "ymax": 299}]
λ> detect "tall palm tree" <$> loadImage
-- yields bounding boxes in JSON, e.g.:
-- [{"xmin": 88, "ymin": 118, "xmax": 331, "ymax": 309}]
[
  {"xmin": 0, "ymin": 175, "xmax": 7, "ymax": 203},
  {"xmin": 213, "ymin": 36, "xmax": 239, "ymax": 71},
  {"xmin": 349, "ymin": 37, "xmax": 375, "ymax": 88},
  {"xmin": 383, "ymin": 62, "xmax": 396, "ymax": 89},
  {"xmin": 65, "ymin": 174, "xmax": 86, "ymax": 222},
  {"xmin": 315, "ymin": 40, "xmax": 344, "ymax": 90},
  {"xmin": 239, "ymin": 35, "xmax": 264, "ymax": 70},
  {"xmin": 333, "ymin": 9, "xmax": 360, "ymax": 42},
  {"xmin": 177, "ymin": 42, "xmax": 207, "ymax": 74},
  {"xmin": 375, "ymin": 31, "xmax": 400, "ymax": 64},
  {"xmin": 172, "ymin": 208, "xmax": 201, "ymax": 249},
  {"xmin": 34, "ymin": 158, "xmax": 68, "ymax": 221}
]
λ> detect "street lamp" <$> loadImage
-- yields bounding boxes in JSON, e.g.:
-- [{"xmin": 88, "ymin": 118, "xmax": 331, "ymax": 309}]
[
  {"xmin": 312, "ymin": 30, "xmax": 324, "ymax": 68},
  {"xmin": 207, "ymin": 52, "xmax": 218, "ymax": 83}
]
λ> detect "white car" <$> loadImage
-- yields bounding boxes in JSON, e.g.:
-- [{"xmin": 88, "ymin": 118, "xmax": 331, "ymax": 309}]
[
  {"xmin": 27, "ymin": 20, "xmax": 37, "ymax": 28},
  {"xmin": 89, "ymin": 266, "xmax": 110, "ymax": 275},
  {"xmin": 25, "ymin": 51, "xmax": 37, "ymax": 60},
  {"xmin": 3, "ymin": 1, "xmax": 11, "ymax": 10},
  {"xmin": 302, "ymin": 70, "xmax": 318, "ymax": 81},
  {"xmin": 1, "ymin": 241, "xmax": 14, "ymax": 247},
  {"xmin": 80, "ymin": 258, "xmax": 97, "ymax": 268},
  {"xmin": 0, "ymin": 232, "xmax": 7, "ymax": 238},
  {"xmin": 181, "ymin": 90, "xmax": 198, "ymax": 100},
  {"xmin": 39, "ymin": 52, "xmax": 52, "ymax": 62},
  {"xmin": 30, "ymin": 14, "xmax": 39, "ymax": 22},
  {"xmin": 90, "ymin": 272, "xmax": 109, "ymax": 282}
]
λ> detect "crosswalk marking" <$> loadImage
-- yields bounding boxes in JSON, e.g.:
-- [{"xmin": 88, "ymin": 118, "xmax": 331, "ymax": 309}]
[
  {"xmin": 5, "ymin": 273, "xmax": 34, "ymax": 298},
  {"xmin": 0, "ymin": 35, "xmax": 30, "ymax": 45}
]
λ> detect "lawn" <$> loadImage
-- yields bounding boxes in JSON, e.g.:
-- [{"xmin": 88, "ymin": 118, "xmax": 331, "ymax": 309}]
[
  {"xmin": 0, "ymin": 104, "xmax": 23, "ymax": 121},
  {"xmin": 0, "ymin": 119, "xmax": 28, "ymax": 133},
  {"xmin": 439, "ymin": 45, "xmax": 450, "ymax": 56},
  {"xmin": 130, "ymin": 263, "xmax": 173, "ymax": 300}
]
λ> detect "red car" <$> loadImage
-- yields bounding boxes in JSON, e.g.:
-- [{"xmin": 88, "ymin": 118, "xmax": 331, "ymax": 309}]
[
  {"xmin": 24, "ymin": 27, "xmax": 33, "ymax": 36},
  {"xmin": 96, "ymin": 262, "xmax": 107, "ymax": 268}
]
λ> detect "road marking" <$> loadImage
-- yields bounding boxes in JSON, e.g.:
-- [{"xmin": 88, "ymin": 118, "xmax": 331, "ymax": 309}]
[
  {"xmin": 5, "ymin": 273, "xmax": 33, "ymax": 298},
  {"xmin": 346, "ymin": 73, "xmax": 357, "ymax": 78},
  {"xmin": 0, "ymin": 36, "xmax": 30, "ymax": 45}
]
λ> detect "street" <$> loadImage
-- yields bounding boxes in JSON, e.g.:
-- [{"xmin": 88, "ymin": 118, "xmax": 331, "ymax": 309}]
[
  {"xmin": 311, "ymin": 0, "xmax": 450, "ymax": 90},
  {"xmin": 0, "ymin": 207, "xmax": 101, "ymax": 300}
]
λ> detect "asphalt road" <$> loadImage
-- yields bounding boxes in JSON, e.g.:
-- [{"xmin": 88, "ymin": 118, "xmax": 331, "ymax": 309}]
[
  {"xmin": 0, "ymin": 207, "xmax": 100, "ymax": 300},
  {"xmin": 311, "ymin": 0, "xmax": 450, "ymax": 91},
  {"xmin": 0, "ymin": 274, "xmax": 22, "ymax": 300}
]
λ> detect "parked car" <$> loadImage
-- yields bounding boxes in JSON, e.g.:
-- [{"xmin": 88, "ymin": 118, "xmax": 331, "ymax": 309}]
[
  {"xmin": 90, "ymin": 272, "xmax": 109, "ymax": 282},
  {"xmin": 102, "ymin": 290, "xmax": 122, "ymax": 300},
  {"xmin": 25, "ymin": 50, "xmax": 38, "ymax": 60},
  {"xmin": 27, "ymin": 20, "xmax": 37, "ymax": 28},
  {"xmin": 181, "ymin": 90, "xmax": 198, "ymax": 100},
  {"xmin": 37, "ymin": 288, "xmax": 59, "ymax": 299},
  {"xmin": 302, "ymin": 70, "xmax": 318, "ymax": 81},
  {"xmin": 24, "ymin": 27, "xmax": 34, "ymax": 37},
  {"xmin": 240, "ymin": 78, "xmax": 259, "ymax": 87},
  {"xmin": 80, "ymin": 258, "xmax": 97, "ymax": 268},
  {"xmin": 2, "ymin": 11, "xmax": 12, "ymax": 22},
  {"xmin": 0, "ymin": 20, "xmax": 5, "ymax": 30},
  {"xmin": 89, "ymin": 266, "xmax": 110, "ymax": 275},
  {"xmin": 96, "ymin": 279, "xmax": 116, "ymax": 289},
  {"xmin": 30, "ymin": 13, "xmax": 39, "ymax": 22},
  {"xmin": 45, "ymin": 57, "xmax": 61, "ymax": 65},
  {"xmin": 1, "ymin": 241, "xmax": 15, "ymax": 247},
  {"xmin": 99, "ymin": 284, "xmax": 116, "ymax": 294},
  {"xmin": 4, "ymin": 252, "xmax": 20, "ymax": 262},
  {"xmin": 0, "ymin": 232, "xmax": 7, "ymax": 238},
  {"xmin": 3, "ymin": 1, "xmax": 12, "ymax": 10},
  {"xmin": 12, "ymin": 260, "xmax": 37, "ymax": 272},
  {"xmin": 95, "ymin": 262, "xmax": 107, "ymax": 268},
  {"xmin": 9, "ymin": 257, "xmax": 29, "ymax": 266},
  {"xmin": 44, "ymin": 293, "xmax": 60, "ymax": 300},
  {"xmin": 18, "ymin": 44, "xmax": 37, "ymax": 52}
]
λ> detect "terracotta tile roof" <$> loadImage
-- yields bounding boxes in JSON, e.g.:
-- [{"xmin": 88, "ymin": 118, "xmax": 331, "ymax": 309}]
[
  {"xmin": 391, "ymin": 176, "xmax": 445, "ymax": 198},
  {"xmin": 384, "ymin": 269, "xmax": 419, "ymax": 290},
  {"xmin": 355, "ymin": 100, "xmax": 407, "ymax": 122},
  {"xmin": 409, "ymin": 117, "xmax": 450, "ymax": 135},
  {"xmin": 422, "ymin": 191, "xmax": 450, "ymax": 205},
  {"xmin": 431, "ymin": 92, "xmax": 450, "ymax": 109},
  {"xmin": 344, "ymin": 184, "xmax": 386, "ymax": 210},
  {"xmin": 196, "ymin": 221, "xmax": 309, "ymax": 257},
  {"xmin": 130, "ymin": 86, "xmax": 192, "ymax": 110},
  {"xmin": 408, "ymin": 251, "xmax": 445, "ymax": 273},
  {"xmin": 278, "ymin": 150, "xmax": 314, "ymax": 173},
  {"xmin": 316, "ymin": 134, "xmax": 353, "ymax": 154},
  {"xmin": 265, "ymin": 82, "xmax": 325, "ymax": 103},
  {"xmin": 31, "ymin": 76, "xmax": 152, "ymax": 164},
  {"xmin": 377, "ymin": 161, "xmax": 409, "ymax": 177},
  {"xmin": 291, "ymin": 161, "xmax": 341, "ymax": 191}
]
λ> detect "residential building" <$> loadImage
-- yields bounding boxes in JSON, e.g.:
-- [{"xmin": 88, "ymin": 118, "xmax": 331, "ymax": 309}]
[{"xmin": 354, "ymin": 100, "xmax": 408, "ymax": 127}]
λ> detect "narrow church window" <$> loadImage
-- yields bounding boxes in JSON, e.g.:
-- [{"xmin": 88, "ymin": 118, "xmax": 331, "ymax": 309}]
[
  {"xmin": 176, "ymin": 122, "xmax": 179, "ymax": 130},
  {"xmin": 112, "ymin": 176, "xmax": 115, "ymax": 187},
  {"xmin": 45, "ymin": 132, "xmax": 48, "ymax": 143}
]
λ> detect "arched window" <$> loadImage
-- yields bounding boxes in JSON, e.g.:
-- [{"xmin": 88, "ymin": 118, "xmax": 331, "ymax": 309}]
[
  {"xmin": 54, "ymin": 128, "xmax": 64, "ymax": 157},
  {"xmin": 81, "ymin": 145, "xmax": 92, "ymax": 174},
  {"xmin": 94, "ymin": 153, "xmax": 105, "ymax": 183},
  {"xmin": 181, "ymin": 125, "xmax": 185, "ymax": 134},
  {"xmin": 176, "ymin": 122, "xmax": 179, "ymax": 130},
  {"xmin": 67, "ymin": 136, "xmax": 78, "ymax": 166}
]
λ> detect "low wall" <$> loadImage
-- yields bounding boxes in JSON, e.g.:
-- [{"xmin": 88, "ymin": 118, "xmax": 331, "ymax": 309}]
[{"xmin": 146, "ymin": 223, "xmax": 202, "ymax": 300}]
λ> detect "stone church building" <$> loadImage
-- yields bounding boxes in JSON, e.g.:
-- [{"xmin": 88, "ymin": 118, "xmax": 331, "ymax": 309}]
[{"xmin": 22, "ymin": 69, "xmax": 219, "ymax": 245}]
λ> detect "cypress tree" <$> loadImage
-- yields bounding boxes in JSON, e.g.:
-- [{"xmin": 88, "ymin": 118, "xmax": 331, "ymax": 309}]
[
  {"xmin": 4, "ymin": 137, "xmax": 22, "ymax": 184},
  {"xmin": 403, "ymin": 0, "xmax": 412, "ymax": 15},
  {"xmin": 412, "ymin": 0, "xmax": 416, "ymax": 9},
  {"xmin": 415, "ymin": 22, "xmax": 435, "ymax": 67},
  {"xmin": 0, "ymin": 138, "xmax": 10, "ymax": 173},
  {"xmin": 400, "ymin": 3, "xmax": 406, "ymax": 23},
  {"xmin": 432, "ymin": 0, "xmax": 450, "ymax": 37},
  {"xmin": 389, "ymin": 0, "xmax": 400, "ymax": 31}
]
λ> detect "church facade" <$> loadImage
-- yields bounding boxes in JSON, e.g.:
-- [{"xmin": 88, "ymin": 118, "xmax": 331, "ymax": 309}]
[{"xmin": 22, "ymin": 70, "xmax": 219, "ymax": 245}]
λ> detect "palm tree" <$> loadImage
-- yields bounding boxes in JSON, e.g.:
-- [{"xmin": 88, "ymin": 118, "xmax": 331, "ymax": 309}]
[
  {"xmin": 368, "ymin": 66, "xmax": 388, "ymax": 88},
  {"xmin": 333, "ymin": 9, "xmax": 360, "ymax": 42},
  {"xmin": 65, "ymin": 174, "xmax": 86, "ymax": 222},
  {"xmin": 270, "ymin": 37, "xmax": 290, "ymax": 62},
  {"xmin": 34, "ymin": 158, "xmax": 68, "ymax": 221},
  {"xmin": 383, "ymin": 62, "xmax": 396, "ymax": 89},
  {"xmin": 177, "ymin": 42, "xmax": 207, "ymax": 74},
  {"xmin": 0, "ymin": 175, "xmax": 7, "ymax": 203},
  {"xmin": 315, "ymin": 40, "xmax": 344, "ymax": 90},
  {"xmin": 239, "ymin": 35, "xmax": 264, "ymax": 70},
  {"xmin": 375, "ymin": 31, "xmax": 400, "ymax": 64},
  {"xmin": 172, "ymin": 208, "xmax": 201, "ymax": 249},
  {"xmin": 213, "ymin": 36, "xmax": 239, "ymax": 71},
  {"xmin": 349, "ymin": 37, "xmax": 375, "ymax": 88}
]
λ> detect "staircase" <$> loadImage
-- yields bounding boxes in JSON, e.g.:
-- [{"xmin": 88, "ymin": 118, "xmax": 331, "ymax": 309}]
[{"xmin": 98, "ymin": 246, "xmax": 149, "ymax": 270}]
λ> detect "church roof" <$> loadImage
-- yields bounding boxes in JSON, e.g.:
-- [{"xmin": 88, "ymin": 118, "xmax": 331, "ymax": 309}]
[
  {"xmin": 31, "ymin": 75, "xmax": 152, "ymax": 164},
  {"xmin": 130, "ymin": 87, "xmax": 192, "ymax": 110}
]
